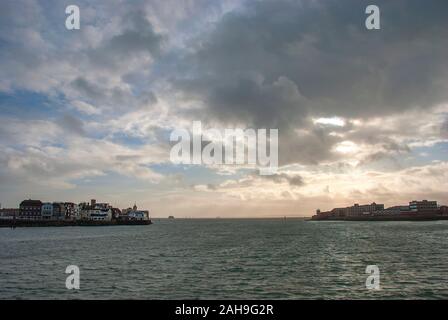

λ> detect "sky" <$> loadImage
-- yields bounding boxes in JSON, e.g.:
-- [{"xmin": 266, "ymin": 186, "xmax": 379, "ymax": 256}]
[{"xmin": 1, "ymin": 0, "xmax": 448, "ymax": 218}]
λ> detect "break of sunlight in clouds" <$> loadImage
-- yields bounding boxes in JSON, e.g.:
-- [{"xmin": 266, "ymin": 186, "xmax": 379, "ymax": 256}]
[
  {"xmin": 313, "ymin": 117, "xmax": 346, "ymax": 127},
  {"xmin": 333, "ymin": 141, "xmax": 359, "ymax": 155}
]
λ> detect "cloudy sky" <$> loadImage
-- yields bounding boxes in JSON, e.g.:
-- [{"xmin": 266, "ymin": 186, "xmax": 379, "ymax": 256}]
[{"xmin": 1, "ymin": 0, "xmax": 448, "ymax": 217}]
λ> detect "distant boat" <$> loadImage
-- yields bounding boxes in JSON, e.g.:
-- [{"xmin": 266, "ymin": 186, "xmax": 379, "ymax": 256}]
[{"xmin": 168, "ymin": 215, "xmax": 175, "ymax": 219}]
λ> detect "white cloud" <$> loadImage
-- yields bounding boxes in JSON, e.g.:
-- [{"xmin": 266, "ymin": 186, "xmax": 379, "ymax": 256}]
[{"xmin": 71, "ymin": 100, "xmax": 101, "ymax": 115}]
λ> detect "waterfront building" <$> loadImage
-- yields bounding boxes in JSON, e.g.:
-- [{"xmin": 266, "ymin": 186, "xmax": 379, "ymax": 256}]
[
  {"xmin": 121, "ymin": 203, "xmax": 150, "ymax": 221},
  {"xmin": 88, "ymin": 208, "xmax": 112, "ymax": 221},
  {"xmin": 372, "ymin": 209, "xmax": 401, "ymax": 215},
  {"xmin": 90, "ymin": 199, "xmax": 111, "ymax": 210},
  {"xmin": 441, "ymin": 206, "xmax": 448, "ymax": 215},
  {"xmin": 8, "ymin": 198, "xmax": 150, "ymax": 222},
  {"xmin": 315, "ymin": 202, "xmax": 385, "ymax": 218},
  {"xmin": 78, "ymin": 199, "xmax": 113, "ymax": 221},
  {"xmin": 64, "ymin": 202, "xmax": 79, "ymax": 220},
  {"xmin": 0, "ymin": 208, "xmax": 20, "ymax": 219},
  {"xmin": 41, "ymin": 202, "xmax": 54, "ymax": 220},
  {"xmin": 331, "ymin": 207, "xmax": 348, "ymax": 217},
  {"xmin": 118, "ymin": 207, "xmax": 132, "ymax": 220},
  {"xmin": 346, "ymin": 203, "xmax": 385, "ymax": 216},
  {"xmin": 313, "ymin": 199, "xmax": 448, "ymax": 220},
  {"xmin": 409, "ymin": 200, "xmax": 438, "ymax": 211},
  {"xmin": 314, "ymin": 207, "xmax": 345, "ymax": 218},
  {"xmin": 111, "ymin": 208, "xmax": 122, "ymax": 220},
  {"xmin": 128, "ymin": 210, "xmax": 150, "ymax": 221},
  {"xmin": 78, "ymin": 203, "xmax": 90, "ymax": 220},
  {"xmin": 52, "ymin": 203, "xmax": 66, "ymax": 220},
  {"xmin": 386, "ymin": 205, "xmax": 410, "ymax": 212},
  {"xmin": 19, "ymin": 200, "xmax": 42, "ymax": 220}
]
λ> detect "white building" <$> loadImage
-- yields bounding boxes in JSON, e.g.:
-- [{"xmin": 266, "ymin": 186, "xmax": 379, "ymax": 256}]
[
  {"xmin": 41, "ymin": 202, "xmax": 54, "ymax": 220},
  {"xmin": 128, "ymin": 210, "xmax": 150, "ymax": 221},
  {"xmin": 127, "ymin": 203, "xmax": 150, "ymax": 221},
  {"xmin": 88, "ymin": 208, "xmax": 112, "ymax": 221},
  {"xmin": 78, "ymin": 200, "xmax": 112, "ymax": 221}
]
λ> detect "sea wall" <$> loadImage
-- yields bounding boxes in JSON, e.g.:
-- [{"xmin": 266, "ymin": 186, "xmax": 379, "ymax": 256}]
[
  {"xmin": 0, "ymin": 219, "xmax": 152, "ymax": 228},
  {"xmin": 311, "ymin": 214, "xmax": 448, "ymax": 222}
]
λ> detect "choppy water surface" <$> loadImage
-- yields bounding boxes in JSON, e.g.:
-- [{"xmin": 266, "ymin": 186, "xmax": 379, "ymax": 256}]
[{"xmin": 1, "ymin": 219, "xmax": 448, "ymax": 299}]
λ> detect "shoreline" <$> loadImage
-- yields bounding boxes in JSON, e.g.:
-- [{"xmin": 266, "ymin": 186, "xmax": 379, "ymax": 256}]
[
  {"xmin": 0, "ymin": 219, "xmax": 152, "ymax": 228},
  {"xmin": 311, "ymin": 214, "xmax": 448, "ymax": 222}
]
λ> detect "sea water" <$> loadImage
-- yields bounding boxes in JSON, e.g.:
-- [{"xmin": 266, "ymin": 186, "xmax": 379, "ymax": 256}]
[{"xmin": 1, "ymin": 219, "xmax": 447, "ymax": 299}]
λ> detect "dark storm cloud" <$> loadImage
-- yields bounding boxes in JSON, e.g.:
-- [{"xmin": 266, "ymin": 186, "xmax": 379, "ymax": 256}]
[
  {"xmin": 173, "ymin": 0, "xmax": 448, "ymax": 165},
  {"xmin": 177, "ymin": 0, "xmax": 448, "ymax": 120},
  {"xmin": 279, "ymin": 125, "xmax": 340, "ymax": 165},
  {"xmin": 70, "ymin": 76, "xmax": 157, "ymax": 112},
  {"xmin": 87, "ymin": 9, "xmax": 165, "ymax": 69},
  {"xmin": 179, "ymin": 76, "xmax": 308, "ymax": 128},
  {"xmin": 59, "ymin": 114, "xmax": 85, "ymax": 136},
  {"xmin": 71, "ymin": 76, "xmax": 131, "ymax": 105},
  {"xmin": 67, "ymin": 9, "xmax": 163, "ymax": 112},
  {"xmin": 268, "ymin": 173, "xmax": 305, "ymax": 187},
  {"xmin": 71, "ymin": 77, "xmax": 105, "ymax": 101}
]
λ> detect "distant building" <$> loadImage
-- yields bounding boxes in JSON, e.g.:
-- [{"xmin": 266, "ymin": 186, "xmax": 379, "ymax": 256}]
[
  {"xmin": 41, "ymin": 202, "xmax": 54, "ymax": 220},
  {"xmin": 441, "ymin": 206, "xmax": 448, "ymax": 215},
  {"xmin": 118, "ymin": 208, "xmax": 131, "ymax": 220},
  {"xmin": 315, "ymin": 202, "xmax": 385, "ymax": 218},
  {"xmin": 331, "ymin": 208, "xmax": 347, "ymax": 217},
  {"xmin": 0, "ymin": 208, "xmax": 20, "ymax": 219},
  {"xmin": 78, "ymin": 202, "xmax": 90, "ymax": 220},
  {"xmin": 409, "ymin": 200, "xmax": 438, "ymax": 211},
  {"xmin": 121, "ymin": 203, "xmax": 150, "ymax": 221},
  {"xmin": 346, "ymin": 203, "xmax": 384, "ymax": 216},
  {"xmin": 78, "ymin": 199, "xmax": 112, "ymax": 221},
  {"xmin": 111, "ymin": 208, "xmax": 122, "ymax": 220},
  {"xmin": 372, "ymin": 209, "xmax": 400, "ymax": 215},
  {"xmin": 91, "ymin": 199, "xmax": 111, "ymax": 210},
  {"xmin": 19, "ymin": 200, "xmax": 42, "ymax": 220},
  {"xmin": 313, "ymin": 199, "xmax": 448, "ymax": 219},
  {"xmin": 88, "ymin": 208, "xmax": 112, "ymax": 221},
  {"xmin": 64, "ymin": 202, "xmax": 79, "ymax": 220},
  {"xmin": 386, "ymin": 205, "xmax": 410, "ymax": 212},
  {"xmin": 128, "ymin": 210, "xmax": 150, "ymax": 221},
  {"xmin": 52, "ymin": 203, "xmax": 66, "ymax": 220}
]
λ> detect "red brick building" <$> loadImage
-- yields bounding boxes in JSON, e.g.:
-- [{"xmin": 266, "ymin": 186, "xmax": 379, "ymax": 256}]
[{"xmin": 19, "ymin": 200, "xmax": 42, "ymax": 219}]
